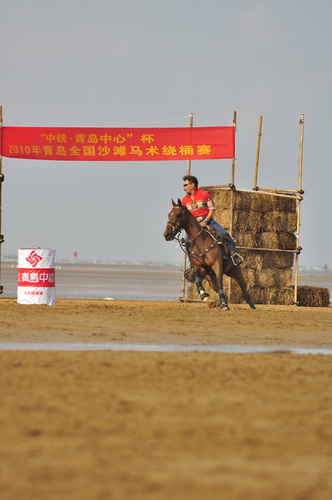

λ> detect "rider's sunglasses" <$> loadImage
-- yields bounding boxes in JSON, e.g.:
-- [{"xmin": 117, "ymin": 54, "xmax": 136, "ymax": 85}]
[{"xmin": 183, "ymin": 183, "xmax": 191, "ymax": 187}]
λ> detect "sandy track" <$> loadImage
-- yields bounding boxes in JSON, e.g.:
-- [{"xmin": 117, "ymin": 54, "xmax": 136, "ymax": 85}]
[
  {"xmin": 1, "ymin": 298, "xmax": 332, "ymax": 499},
  {"xmin": 1, "ymin": 298, "xmax": 332, "ymax": 347}
]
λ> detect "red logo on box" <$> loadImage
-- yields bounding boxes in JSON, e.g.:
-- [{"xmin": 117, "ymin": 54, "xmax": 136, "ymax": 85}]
[{"xmin": 26, "ymin": 250, "xmax": 43, "ymax": 267}]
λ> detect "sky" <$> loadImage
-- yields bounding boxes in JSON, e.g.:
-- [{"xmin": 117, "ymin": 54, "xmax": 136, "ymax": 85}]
[{"xmin": 0, "ymin": 0, "xmax": 331, "ymax": 267}]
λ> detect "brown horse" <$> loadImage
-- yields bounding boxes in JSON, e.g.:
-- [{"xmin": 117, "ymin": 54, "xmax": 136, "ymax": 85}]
[{"xmin": 164, "ymin": 199, "xmax": 256, "ymax": 310}]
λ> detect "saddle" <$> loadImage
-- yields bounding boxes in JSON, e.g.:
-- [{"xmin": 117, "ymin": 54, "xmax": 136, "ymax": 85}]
[
  {"xmin": 205, "ymin": 226, "xmax": 243, "ymax": 266},
  {"xmin": 204, "ymin": 226, "xmax": 232, "ymax": 256}
]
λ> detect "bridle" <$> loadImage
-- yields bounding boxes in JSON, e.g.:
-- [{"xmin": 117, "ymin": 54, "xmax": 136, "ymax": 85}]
[
  {"xmin": 165, "ymin": 208, "xmax": 186, "ymax": 238},
  {"xmin": 166, "ymin": 207, "xmax": 206, "ymax": 254}
]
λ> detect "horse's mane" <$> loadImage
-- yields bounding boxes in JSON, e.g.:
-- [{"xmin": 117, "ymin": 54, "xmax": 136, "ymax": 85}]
[{"xmin": 175, "ymin": 199, "xmax": 197, "ymax": 221}]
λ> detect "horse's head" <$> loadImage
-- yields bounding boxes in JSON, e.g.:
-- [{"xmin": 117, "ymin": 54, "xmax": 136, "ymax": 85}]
[{"xmin": 163, "ymin": 199, "xmax": 187, "ymax": 241}]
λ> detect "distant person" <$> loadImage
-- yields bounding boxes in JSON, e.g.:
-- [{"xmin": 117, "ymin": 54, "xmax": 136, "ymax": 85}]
[{"xmin": 181, "ymin": 175, "xmax": 243, "ymax": 266}]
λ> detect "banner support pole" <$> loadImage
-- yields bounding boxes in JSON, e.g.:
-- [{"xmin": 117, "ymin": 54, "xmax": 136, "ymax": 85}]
[
  {"xmin": 0, "ymin": 106, "xmax": 3, "ymax": 294},
  {"xmin": 186, "ymin": 113, "xmax": 194, "ymax": 175},
  {"xmin": 181, "ymin": 113, "xmax": 194, "ymax": 301},
  {"xmin": 231, "ymin": 111, "xmax": 237, "ymax": 186}
]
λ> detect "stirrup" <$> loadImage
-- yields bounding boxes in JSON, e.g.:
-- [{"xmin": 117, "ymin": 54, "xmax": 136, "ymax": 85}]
[{"xmin": 231, "ymin": 253, "xmax": 244, "ymax": 266}]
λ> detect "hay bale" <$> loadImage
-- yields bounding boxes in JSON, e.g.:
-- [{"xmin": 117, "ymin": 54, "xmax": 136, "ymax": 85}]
[
  {"xmin": 231, "ymin": 285, "xmax": 330, "ymax": 306},
  {"xmin": 216, "ymin": 207, "xmax": 297, "ymax": 233},
  {"xmin": 297, "ymin": 286, "xmax": 330, "ymax": 307},
  {"xmin": 273, "ymin": 268, "xmax": 293, "ymax": 287},
  {"xmin": 256, "ymin": 231, "xmax": 297, "ymax": 250},
  {"xmin": 233, "ymin": 191, "xmax": 253, "ymax": 211},
  {"xmin": 215, "ymin": 208, "xmax": 231, "ymax": 230},
  {"xmin": 239, "ymin": 250, "xmax": 262, "ymax": 268},
  {"xmin": 230, "ymin": 284, "xmax": 294, "ymax": 305},
  {"xmin": 226, "ymin": 267, "xmax": 292, "ymax": 289},
  {"xmin": 278, "ymin": 232, "xmax": 297, "ymax": 249},
  {"xmin": 240, "ymin": 250, "xmax": 294, "ymax": 270},
  {"xmin": 202, "ymin": 187, "xmax": 297, "ymax": 213},
  {"xmin": 253, "ymin": 193, "xmax": 296, "ymax": 212},
  {"xmin": 233, "ymin": 211, "xmax": 262, "ymax": 232},
  {"xmin": 250, "ymin": 193, "xmax": 279, "ymax": 212},
  {"xmin": 233, "ymin": 230, "xmax": 259, "ymax": 248},
  {"xmin": 255, "ymin": 269, "xmax": 278, "ymax": 288},
  {"xmin": 257, "ymin": 232, "xmax": 280, "ymax": 249},
  {"xmin": 261, "ymin": 252, "xmax": 294, "ymax": 269},
  {"xmin": 264, "ymin": 287, "xmax": 294, "ymax": 305},
  {"xmin": 261, "ymin": 211, "xmax": 297, "ymax": 232},
  {"xmin": 274, "ymin": 196, "xmax": 297, "ymax": 212},
  {"xmin": 255, "ymin": 268, "xmax": 292, "ymax": 288},
  {"xmin": 204, "ymin": 189, "xmax": 297, "ymax": 233}
]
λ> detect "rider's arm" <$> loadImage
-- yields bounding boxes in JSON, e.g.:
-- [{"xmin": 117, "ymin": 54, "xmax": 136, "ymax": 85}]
[{"xmin": 201, "ymin": 208, "xmax": 215, "ymax": 225}]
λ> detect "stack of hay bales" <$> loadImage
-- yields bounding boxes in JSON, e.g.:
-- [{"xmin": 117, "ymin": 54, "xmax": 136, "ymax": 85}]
[
  {"xmin": 296, "ymin": 286, "xmax": 330, "ymax": 307},
  {"xmin": 187, "ymin": 187, "xmax": 324, "ymax": 305}
]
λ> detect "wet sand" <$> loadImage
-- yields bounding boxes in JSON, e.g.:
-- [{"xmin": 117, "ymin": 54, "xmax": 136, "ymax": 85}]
[{"xmin": 1, "ymin": 298, "xmax": 332, "ymax": 499}]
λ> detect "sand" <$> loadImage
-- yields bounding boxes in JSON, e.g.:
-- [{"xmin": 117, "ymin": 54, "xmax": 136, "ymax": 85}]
[{"xmin": 1, "ymin": 298, "xmax": 332, "ymax": 499}]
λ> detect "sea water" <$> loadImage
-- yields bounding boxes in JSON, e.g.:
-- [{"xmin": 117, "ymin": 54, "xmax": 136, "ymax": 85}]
[
  {"xmin": 0, "ymin": 342, "xmax": 332, "ymax": 354},
  {"xmin": 0, "ymin": 261, "xmax": 184, "ymax": 300},
  {"xmin": 1, "ymin": 261, "xmax": 331, "ymax": 302}
]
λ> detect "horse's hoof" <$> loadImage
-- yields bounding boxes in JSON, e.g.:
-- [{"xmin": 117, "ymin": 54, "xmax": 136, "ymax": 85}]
[
  {"xmin": 247, "ymin": 299, "xmax": 256, "ymax": 309},
  {"xmin": 220, "ymin": 303, "xmax": 230, "ymax": 310},
  {"xmin": 200, "ymin": 292, "xmax": 210, "ymax": 302},
  {"xmin": 244, "ymin": 294, "xmax": 256, "ymax": 310}
]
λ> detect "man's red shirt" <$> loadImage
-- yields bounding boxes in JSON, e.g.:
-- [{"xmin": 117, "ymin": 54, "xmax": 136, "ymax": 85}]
[{"xmin": 182, "ymin": 188, "xmax": 215, "ymax": 218}]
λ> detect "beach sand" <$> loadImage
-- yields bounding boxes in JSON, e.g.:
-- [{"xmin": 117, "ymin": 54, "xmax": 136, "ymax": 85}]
[{"xmin": 1, "ymin": 298, "xmax": 332, "ymax": 499}]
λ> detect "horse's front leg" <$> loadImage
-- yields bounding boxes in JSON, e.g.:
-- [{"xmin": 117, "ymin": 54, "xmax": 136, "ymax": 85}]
[
  {"xmin": 193, "ymin": 270, "xmax": 210, "ymax": 302},
  {"xmin": 206, "ymin": 265, "xmax": 229, "ymax": 310}
]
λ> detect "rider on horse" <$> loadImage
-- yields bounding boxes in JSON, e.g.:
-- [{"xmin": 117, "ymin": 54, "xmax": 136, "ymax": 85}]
[
  {"xmin": 164, "ymin": 199, "xmax": 256, "ymax": 309},
  {"xmin": 182, "ymin": 175, "xmax": 243, "ymax": 266}
]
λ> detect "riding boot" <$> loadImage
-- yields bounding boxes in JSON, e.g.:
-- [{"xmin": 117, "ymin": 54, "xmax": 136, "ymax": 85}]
[
  {"xmin": 221, "ymin": 239, "xmax": 244, "ymax": 266},
  {"xmin": 215, "ymin": 233, "xmax": 243, "ymax": 266}
]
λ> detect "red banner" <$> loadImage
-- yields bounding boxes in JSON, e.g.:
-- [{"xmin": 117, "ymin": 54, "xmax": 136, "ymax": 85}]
[{"xmin": 0, "ymin": 126, "xmax": 235, "ymax": 161}]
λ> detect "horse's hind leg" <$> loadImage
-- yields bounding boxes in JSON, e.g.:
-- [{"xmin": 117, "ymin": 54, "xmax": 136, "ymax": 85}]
[
  {"xmin": 194, "ymin": 275, "xmax": 210, "ymax": 302},
  {"xmin": 206, "ymin": 272, "xmax": 229, "ymax": 310},
  {"xmin": 227, "ymin": 267, "xmax": 256, "ymax": 309}
]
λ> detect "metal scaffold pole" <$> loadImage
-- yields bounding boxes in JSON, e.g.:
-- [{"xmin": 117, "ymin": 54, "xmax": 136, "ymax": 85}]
[{"xmin": 294, "ymin": 114, "xmax": 305, "ymax": 305}]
